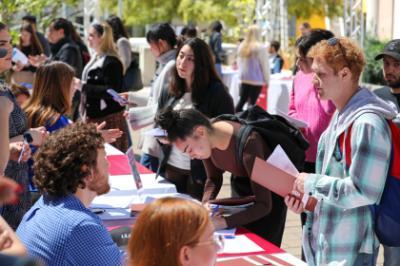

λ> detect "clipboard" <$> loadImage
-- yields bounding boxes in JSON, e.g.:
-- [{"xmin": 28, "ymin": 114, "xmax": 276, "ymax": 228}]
[{"xmin": 251, "ymin": 157, "xmax": 316, "ymax": 212}]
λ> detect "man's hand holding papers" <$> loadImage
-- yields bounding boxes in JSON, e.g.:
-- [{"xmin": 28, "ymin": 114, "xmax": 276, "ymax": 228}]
[{"xmin": 251, "ymin": 145, "xmax": 317, "ymax": 212}]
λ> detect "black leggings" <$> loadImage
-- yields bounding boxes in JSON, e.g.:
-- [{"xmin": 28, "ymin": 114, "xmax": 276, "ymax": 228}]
[{"xmin": 235, "ymin": 83, "xmax": 262, "ymax": 112}]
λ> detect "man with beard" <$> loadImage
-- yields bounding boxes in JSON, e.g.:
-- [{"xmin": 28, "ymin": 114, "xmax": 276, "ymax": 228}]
[
  {"xmin": 16, "ymin": 123, "xmax": 124, "ymax": 265},
  {"xmin": 373, "ymin": 39, "xmax": 400, "ymax": 266},
  {"xmin": 375, "ymin": 40, "xmax": 400, "ymax": 118}
]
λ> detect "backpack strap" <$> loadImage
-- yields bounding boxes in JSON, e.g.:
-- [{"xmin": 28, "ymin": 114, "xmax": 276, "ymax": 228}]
[
  {"xmin": 235, "ymin": 124, "xmax": 254, "ymax": 170},
  {"xmin": 338, "ymin": 124, "xmax": 353, "ymax": 168},
  {"xmin": 339, "ymin": 120, "xmax": 400, "ymax": 177},
  {"xmin": 388, "ymin": 120, "xmax": 400, "ymax": 179}
]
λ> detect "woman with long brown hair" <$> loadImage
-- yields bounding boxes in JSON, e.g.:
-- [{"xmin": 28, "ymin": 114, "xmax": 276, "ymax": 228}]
[
  {"xmin": 157, "ymin": 37, "xmax": 234, "ymax": 200},
  {"xmin": 23, "ymin": 61, "xmax": 122, "ymax": 194},
  {"xmin": 128, "ymin": 197, "xmax": 221, "ymax": 266},
  {"xmin": 23, "ymin": 61, "xmax": 75, "ymax": 130},
  {"xmin": 80, "ymin": 22, "xmax": 128, "ymax": 152},
  {"xmin": 11, "ymin": 24, "xmax": 44, "ymax": 86}
]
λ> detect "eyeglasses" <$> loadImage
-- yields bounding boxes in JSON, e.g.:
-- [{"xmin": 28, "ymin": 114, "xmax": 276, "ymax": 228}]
[
  {"xmin": 327, "ymin": 37, "xmax": 351, "ymax": 67},
  {"xmin": 194, "ymin": 234, "xmax": 225, "ymax": 252}
]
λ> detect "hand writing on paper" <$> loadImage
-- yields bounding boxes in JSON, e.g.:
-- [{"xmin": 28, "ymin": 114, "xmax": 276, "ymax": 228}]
[
  {"xmin": 211, "ymin": 215, "xmax": 227, "ymax": 230},
  {"xmin": 96, "ymin": 122, "xmax": 123, "ymax": 143},
  {"xmin": 284, "ymin": 194, "xmax": 304, "ymax": 214},
  {"xmin": 294, "ymin": 172, "xmax": 308, "ymax": 194}
]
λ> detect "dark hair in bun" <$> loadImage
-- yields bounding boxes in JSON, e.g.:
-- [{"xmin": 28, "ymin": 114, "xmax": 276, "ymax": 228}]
[{"xmin": 155, "ymin": 107, "xmax": 212, "ymax": 141}]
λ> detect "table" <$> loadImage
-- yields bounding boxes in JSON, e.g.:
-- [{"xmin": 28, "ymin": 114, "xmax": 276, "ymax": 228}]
[
  {"xmin": 217, "ymin": 229, "xmax": 305, "ymax": 265},
  {"xmin": 100, "ymin": 144, "xmax": 305, "ymax": 265},
  {"xmin": 221, "ymin": 66, "xmax": 240, "ymax": 106},
  {"xmin": 90, "ymin": 144, "xmax": 176, "ymax": 222},
  {"xmin": 222, "ymin": 68, "xmax": 294, "ymax": 114},
  {"xmin": 267, "ymin": 73, "xmax": 294, "ymax": 115}
]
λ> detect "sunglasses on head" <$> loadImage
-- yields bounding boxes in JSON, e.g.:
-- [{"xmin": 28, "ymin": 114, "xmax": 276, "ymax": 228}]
[{"xmin": 327, "ymin": 37, "xmax": 351, "ymax": 68}]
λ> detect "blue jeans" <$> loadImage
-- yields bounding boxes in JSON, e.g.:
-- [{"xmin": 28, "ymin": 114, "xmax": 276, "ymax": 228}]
[
  {"xmin": 139, "ymin": 153, "xmax": 159, "ymax": 172},
  {"xmin": 353, "ymin": 247, "xmax": 379, "ymax": 266},
  {"xmin": 383, "ymin": 245, "xmax": 400, "ymax": 266}
]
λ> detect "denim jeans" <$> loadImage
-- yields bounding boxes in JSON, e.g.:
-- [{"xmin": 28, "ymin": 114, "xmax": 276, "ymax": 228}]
[
  {"xmin": 383, "ymin": 245, "xmax": 400, "ymax": 266},
  {"xmin": 139, "ymin": 153, "xmax": 159, "ymax": 173}
]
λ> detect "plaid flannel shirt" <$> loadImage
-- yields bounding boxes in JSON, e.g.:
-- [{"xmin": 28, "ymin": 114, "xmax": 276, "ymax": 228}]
[{"xmin": 303, "ymin": 112, "xmax": 391, "ymax": 265}]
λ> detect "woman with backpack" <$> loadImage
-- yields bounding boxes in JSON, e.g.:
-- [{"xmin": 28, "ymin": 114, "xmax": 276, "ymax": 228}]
[{"xmin": 155, "ymin": 107, "xmax": 287, "ymax": 246}]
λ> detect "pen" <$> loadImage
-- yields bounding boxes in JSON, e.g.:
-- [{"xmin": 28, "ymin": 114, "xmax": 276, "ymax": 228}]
[
  {"xmin": 17, "ymin": 133, "xmax": 33, "ymax": 163},
  {"xmin": 211, "ymin": 205, "xmax": 219, "ymax": 217}
]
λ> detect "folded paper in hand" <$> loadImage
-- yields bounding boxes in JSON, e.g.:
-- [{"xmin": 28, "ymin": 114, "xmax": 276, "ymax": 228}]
[
  {"xmin": 12, "ymin": 48, "xmax": 29, "ymax": 65},
  {"xmin": 251, "ymin": 145, "xmax": 317, "ymax": 211},
  {"xmin": 142, "ymin": 127, "xmax": 167, "ymax": 137}
]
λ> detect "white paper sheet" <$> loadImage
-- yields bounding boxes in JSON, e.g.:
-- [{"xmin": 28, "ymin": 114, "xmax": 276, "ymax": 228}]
[
  {"xmin": 90, "ymin": 194, "xmax": 136, "ymax": 208},
  {"xmin": 266, "ymin": 145, "xmax": 299, "ymax": 176},
  {"xmin": 219, "ymin": 235, "xmax": 264, "ymax": 254},
  {"xmin": 215, "ymin": 228, "xmax": 236, "ymax": 237},
  {"xmin": 97, "ymin": 208, "xmax": 132, "ymax": 220},
  {"xmin": 142, "ymin": 128, "xmax": 167, "ymax": 137},
  {"xmin": 12, "ymin": 48, "xmax": 29, "ymax": 65}
]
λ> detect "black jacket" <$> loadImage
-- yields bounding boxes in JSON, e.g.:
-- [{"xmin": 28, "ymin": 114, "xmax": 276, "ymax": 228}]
[
  {"xmin": 82, "ymin": 56, "xmax": 124, "ymax": 119},
  {"xmin": 50, "ymin": 37, "xmax": 83, "ymax": 77},
  {"xmin": 157, "ymin": 79, "xmax": 234, "ymax": 187}
]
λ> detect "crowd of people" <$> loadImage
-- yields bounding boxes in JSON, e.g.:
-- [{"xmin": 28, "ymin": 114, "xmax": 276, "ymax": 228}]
[{"xmin": 0, "ymin": 13, "xmax": 399, "ymax": 266}]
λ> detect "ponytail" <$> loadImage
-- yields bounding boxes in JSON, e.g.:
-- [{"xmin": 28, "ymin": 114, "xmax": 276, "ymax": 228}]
[{"xmin": 155, "ymin": 107, "xmax": 212, "ymax": 141}]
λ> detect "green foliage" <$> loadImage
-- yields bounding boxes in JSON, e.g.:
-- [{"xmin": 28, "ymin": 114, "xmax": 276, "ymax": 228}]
[
  {"xmin": 100, "ymin": 0, "xmax": 256, "ymax": 40},
  {"xmin": 0, "ymin": 0, "xmax": 80, "ymax": 30},
  {"xmin": 287, "ymin": 0, "xmax": 343, "ymax": 19},
  {"xmin": 362, "ymin": 37, "xmax": 386, "ymax": 85}
]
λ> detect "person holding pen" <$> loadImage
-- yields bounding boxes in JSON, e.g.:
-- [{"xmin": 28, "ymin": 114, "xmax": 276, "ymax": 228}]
[{"xmin": 155, "ymin": 107, "xmax": 286, "ymax": 246}]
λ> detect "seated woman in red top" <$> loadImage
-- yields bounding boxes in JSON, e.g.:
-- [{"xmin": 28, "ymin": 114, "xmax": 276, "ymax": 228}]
[{"xmin": 155, "ymin": 107, "xmax": 287, "ymax": 246}]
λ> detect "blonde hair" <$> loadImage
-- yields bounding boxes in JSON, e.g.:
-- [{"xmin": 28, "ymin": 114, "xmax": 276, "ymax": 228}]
[
  {"xmin": 92, "ymin": 23, "xmax": 120, "ymax": 58},
  {"xmin": 238, "ymin": 25, "xmax": 262, "ymax": 58},
  {"xmin": 309, "ymin": 37, "xmax": 365, "ymax": 81},
  {"xmin": 23, "ymin": 61, "xmax": 75, "ymax": 128},
  {"xmin": 128, "ymin": 197, "xmax": 210, "ymax": 266}
]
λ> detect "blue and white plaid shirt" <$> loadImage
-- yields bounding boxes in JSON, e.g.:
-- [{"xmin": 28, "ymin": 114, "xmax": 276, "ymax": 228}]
[{"xmin": 17, "ymin": 194, "xmax": 125, "ymax": 266}]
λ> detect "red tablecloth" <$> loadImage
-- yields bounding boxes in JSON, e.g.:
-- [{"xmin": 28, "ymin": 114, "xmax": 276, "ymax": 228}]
[
  {"xmin": 108, "ymin": 154, "xmax": 152, "ymax": 175},
  {"xmin": 106, "ymin": 152, "xmax": 302, "ymax": 265}
]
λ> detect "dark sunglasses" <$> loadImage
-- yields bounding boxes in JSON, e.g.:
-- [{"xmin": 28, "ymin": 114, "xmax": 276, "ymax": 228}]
[{"xmin": 327, "ymin": 37, "xmax": 351, "ymax": 67}]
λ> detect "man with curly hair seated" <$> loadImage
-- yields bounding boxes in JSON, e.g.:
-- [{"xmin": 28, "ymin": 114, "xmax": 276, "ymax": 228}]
[{"xmin": 16, "ymin": 123, "xmax": 124, "ymax": 265}]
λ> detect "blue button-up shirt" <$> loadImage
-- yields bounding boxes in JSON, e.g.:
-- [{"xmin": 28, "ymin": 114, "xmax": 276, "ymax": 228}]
[{"xmin": 17, "ymin": 194, "xmax": 124, "ymax": 266}]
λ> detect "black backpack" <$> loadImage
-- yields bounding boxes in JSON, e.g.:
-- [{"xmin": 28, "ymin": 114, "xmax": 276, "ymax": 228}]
[
  {"xmin": 215, "ymin": 105, "xmax": 309, "ymax": 171},
  {"xmin": 122, "ymin": 52, "xmax": 143, "ymax": 92}
]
